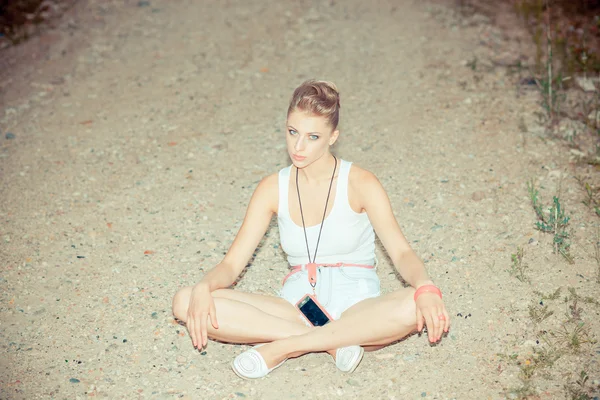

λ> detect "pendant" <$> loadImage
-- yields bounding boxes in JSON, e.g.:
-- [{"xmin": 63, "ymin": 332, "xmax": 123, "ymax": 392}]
[
  {"xmin": 307, "ymin": 262, "xmax": 317, "ymax": 296},
  {"xmin": 307, "ymin": 263, "xmax": 317, "ymax": 286}
]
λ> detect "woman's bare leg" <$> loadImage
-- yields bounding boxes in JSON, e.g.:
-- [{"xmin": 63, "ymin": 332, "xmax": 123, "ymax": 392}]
[
  {"xmin": 172, "ymin": 287, "xmax": 311, "ymax": 343},
  {"xmin": 252, "ymin": 287, "xmax": 418, "ymax": 368},
  {"xmin": 172, "ymin": 287, "xmax": 337, "ymax": 357}
]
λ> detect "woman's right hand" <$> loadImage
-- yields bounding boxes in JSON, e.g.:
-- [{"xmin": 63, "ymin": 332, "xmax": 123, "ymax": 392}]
[{"xmin": 186, "ymin": 283, "xmax": 219, "ymax": 348}]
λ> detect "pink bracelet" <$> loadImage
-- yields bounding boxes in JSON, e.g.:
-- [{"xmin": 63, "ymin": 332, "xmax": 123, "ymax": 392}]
[{"xmin": 414, "ymin": 284, "xmax": 442, "ymax": 301}]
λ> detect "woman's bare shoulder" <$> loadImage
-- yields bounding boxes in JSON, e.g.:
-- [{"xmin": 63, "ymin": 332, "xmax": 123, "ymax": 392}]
[
  {"xmin": 347, "ymin": 162, "xmax": 385, "ymax": 212},
  {"xmin": 260, "ymin": 171, "xmax": 279, "ymax": 189},
  {"xmin": 348, "ymin": 162, "xmax": 379, "ymax": 187},
  {"xmin": 251, "ymin": 172, "xmax": 279, "ymax": 213}
]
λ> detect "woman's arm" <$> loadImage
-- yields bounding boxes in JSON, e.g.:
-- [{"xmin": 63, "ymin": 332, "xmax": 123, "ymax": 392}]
[
  {"xmin": 353, "ymin": 167, "xmax": 449, "ymax": 342},
  {"xmin": 352, "ymin": 169, "xmax": 430, "ymax": 288},
  {"xmin": 196, "ymin": 173, "xmax": 278, "ymax": 291}
]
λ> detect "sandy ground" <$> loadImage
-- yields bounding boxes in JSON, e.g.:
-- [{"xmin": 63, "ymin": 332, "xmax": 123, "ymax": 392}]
[{"xmin": 1, "ymin": 0, "xmax": 599, "ymax": 399}]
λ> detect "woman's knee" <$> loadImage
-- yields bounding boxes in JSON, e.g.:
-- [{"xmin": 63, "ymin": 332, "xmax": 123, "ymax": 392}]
[
  {"xmin": 172, "ymin": 286, "xmax": 193, "ymax": 321},
  {"xmin": 388, "ymin": 287, "xmax": 417, "ymax": 327}
]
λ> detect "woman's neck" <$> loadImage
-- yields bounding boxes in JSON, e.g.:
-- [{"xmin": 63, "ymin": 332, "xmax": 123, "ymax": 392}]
[{"xmin": 296, "ymin": 153, "xmax": 337, "ymax": 185}]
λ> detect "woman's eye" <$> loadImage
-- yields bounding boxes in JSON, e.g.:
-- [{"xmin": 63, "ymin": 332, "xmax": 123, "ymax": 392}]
[
  {"xmin": 288, "ymin": 129, "xmax": 297, "ymax": 136},
  {"xmin": 309, "ymin": 135, "xmax": 319, "ymax": 140}
]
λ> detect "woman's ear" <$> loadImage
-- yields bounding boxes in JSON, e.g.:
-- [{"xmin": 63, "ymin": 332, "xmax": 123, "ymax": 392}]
[{"xmin": 329, "ymin": 129, "xmax": 340, "ymax": 146}]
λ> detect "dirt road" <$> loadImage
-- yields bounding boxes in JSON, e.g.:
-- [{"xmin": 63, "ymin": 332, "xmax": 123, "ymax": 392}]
[{"xmin": 1, "ymin": 0, "xmax": 598, "ymax": 398}]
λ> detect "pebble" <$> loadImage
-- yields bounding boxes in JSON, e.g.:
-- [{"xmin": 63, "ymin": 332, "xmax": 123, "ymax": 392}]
[
  {"xmin": 570, "ymin": 149, "xmax": 585, "ymax": 157},
  {"xmin": 5, "ymin": 132, "xmax": 15, "ymax": 139},
  {"xmin": 69, "ymin": 378, "xmax": 80, "ymax": 383},
  {"xmin": 471, "ymin": 191, "xmax": 485, "ymax": 201},
  {"xmin": 575, "ymin": 76, "xmax": 597, "ymax": 92},
  {"xmin": 548, "ymin": 170, "xmax": 561, "ymax": 179},
  {"xmin": 176, "ymin": 355, "xmax": 187, "ymax": 364},
  {"xmin": 431, "ymin": 224, "xmax": 443, "ymax": 232}
]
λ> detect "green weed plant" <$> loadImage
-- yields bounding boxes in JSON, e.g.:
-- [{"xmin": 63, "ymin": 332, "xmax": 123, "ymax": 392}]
[
  {"xmin": 509, "ymin": 246, "xmax": 529, "ymax": 283},
  {"xmin": 527, "ymin": 181, "xmax": 573, "ymax": 263}
]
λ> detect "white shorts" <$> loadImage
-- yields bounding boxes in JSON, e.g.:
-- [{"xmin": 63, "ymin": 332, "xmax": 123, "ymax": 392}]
[{"xmin": 279, "ymin": 266, "xmax": 381, "ymax": 320}]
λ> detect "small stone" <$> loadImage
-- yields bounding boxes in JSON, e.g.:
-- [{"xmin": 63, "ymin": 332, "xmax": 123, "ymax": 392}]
[
  {"xmin": 588, "ymin": 110, "xmax": 600, "ymax": 125},
  {"xmin": 431, "ymin": 224, "xmax": 443, "ymax": 232},
  {"xmin": 464, "ymin": 98, "xmax": 472, "ymax": 105},
  {"xmin": 570, "ymin": 149, "xmax": 585, "ymax": 157},
  {"xmin": 575, "ymin": 76, "xmax": 597, "ymax": 92},
  {"xmin": 151, "ymin": 312, "xmax": 158, "ymax": 319},
  {"xmin": 421, "ymin": 392, "xmax": 427, "ymax": 397},
  {"xmin": 548, "ymin": 170, "xmax": 561, "ymax": 179},
  {"xmin": 176, "ymin": 355, "xmax": 186, "ymax": 364},
  {"xmin": 69, "ymin": 378, "xmax": 80, "ymax": 383},
  {"xmin": 5, "ymin": 132, "xmax": 15, "ymax": 140},
  {"xmin": 528, "ymin": 238, "xmax": 538, "ymax": 246},
  {"xmin": 519, "ymin": 77, "xmax": 536, "ymax": 86},
  {"xmin": 137, "ymin": 0, "xmax": 150, "ymax": 6},
  {"xmin": 346, "ymin": 379, "xmax": 359, "ymax": 386},
  {"xmin": 234, "ymin": 393, "xmax": 246, "ymax": 397},
  {"xmin": 471, "ymin": 191, "xmax": 485, "ymax": 201}
]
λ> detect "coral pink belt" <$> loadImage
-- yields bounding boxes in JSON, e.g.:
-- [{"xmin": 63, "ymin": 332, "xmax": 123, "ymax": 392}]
[{"xmin": 282, "ymin": 262, "xmax": 375, "ymax": 286}]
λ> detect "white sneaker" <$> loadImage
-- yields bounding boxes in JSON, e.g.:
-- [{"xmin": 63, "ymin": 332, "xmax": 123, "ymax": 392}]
[
  {"xmin": 231, "ymin": 344, "xmax": 286, "ymax": 379},
  {"xmin": 335, "ymin": 346, "xmax": 364, "ymax": 373}
]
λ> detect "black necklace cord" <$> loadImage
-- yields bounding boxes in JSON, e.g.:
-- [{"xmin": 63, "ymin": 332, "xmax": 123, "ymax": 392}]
[{"xmin": 295, "ymin": 156, "xmax": 338, "ymax": 265}]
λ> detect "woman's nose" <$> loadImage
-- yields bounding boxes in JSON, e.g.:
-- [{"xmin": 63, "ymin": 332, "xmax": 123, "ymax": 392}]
[{"xmin": 294, "ymin": 136, "xmax": 305, "ymax": 151}]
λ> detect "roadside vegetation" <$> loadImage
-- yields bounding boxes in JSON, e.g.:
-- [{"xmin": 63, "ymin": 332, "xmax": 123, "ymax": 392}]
[
  {"xmin": 458, "ymin": 0, "xmax": 600, "ymax": 398},
  {"xmin": 0, "ymin": 0, "xmax": 75, "ymax": 47}
]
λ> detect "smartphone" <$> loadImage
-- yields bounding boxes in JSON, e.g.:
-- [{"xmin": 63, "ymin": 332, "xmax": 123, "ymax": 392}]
[{"xmin": 296, "ymin": 294, "xmax": 332, "ymax": 327}]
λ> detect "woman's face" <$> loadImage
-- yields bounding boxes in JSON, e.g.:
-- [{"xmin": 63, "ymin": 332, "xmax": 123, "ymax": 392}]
[{"xmin": 286, "ymin": 109, "xmax": 339, "ymax": 168}]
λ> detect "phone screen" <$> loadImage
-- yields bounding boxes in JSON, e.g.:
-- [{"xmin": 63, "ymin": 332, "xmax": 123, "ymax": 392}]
[{"xmin": 298, "ymin": 296, "xmax": 330, "ymax": 327}]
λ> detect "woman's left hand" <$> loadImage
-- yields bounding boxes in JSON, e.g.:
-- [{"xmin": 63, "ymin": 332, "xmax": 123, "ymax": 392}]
[{"xmin": 415, "ymin": 292, "xmax": 450, "ymax": 343}]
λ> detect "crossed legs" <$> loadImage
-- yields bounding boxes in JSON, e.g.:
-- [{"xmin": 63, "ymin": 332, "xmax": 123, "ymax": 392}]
[
  {"xmin": 172, "ymin": 288, "xmax": 336, "ymax": 357},
  {"xmin": 172, "ymin": 286, "xmax": 418, "ymax": 369}
]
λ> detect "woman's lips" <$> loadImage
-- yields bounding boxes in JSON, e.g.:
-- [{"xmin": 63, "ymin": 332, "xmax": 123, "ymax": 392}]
[{"xmin": 292, "ymin": 154, "xmax": 306, "ymax": 161}]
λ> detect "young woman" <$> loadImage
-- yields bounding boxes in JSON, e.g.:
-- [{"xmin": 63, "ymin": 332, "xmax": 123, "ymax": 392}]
[{"xmin": 172, "ymin": 80, "xmax": 450, "ymax": 379}]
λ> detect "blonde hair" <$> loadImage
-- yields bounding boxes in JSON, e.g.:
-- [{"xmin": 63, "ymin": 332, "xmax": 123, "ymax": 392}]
[{"xmin": 287, "ymin": 80, "xmax": 341, "ymax": 129}]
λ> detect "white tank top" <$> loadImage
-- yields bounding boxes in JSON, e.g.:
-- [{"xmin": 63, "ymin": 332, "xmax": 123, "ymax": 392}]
[{"xmin": 277, "ymin": 159, "xmax": 376, "ymax": 266}]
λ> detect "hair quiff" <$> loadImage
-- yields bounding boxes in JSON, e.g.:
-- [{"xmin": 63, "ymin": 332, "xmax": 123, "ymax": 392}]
[{"xmin": 287, "ymin": 80, "xmax": 341, "ymax": 129}]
